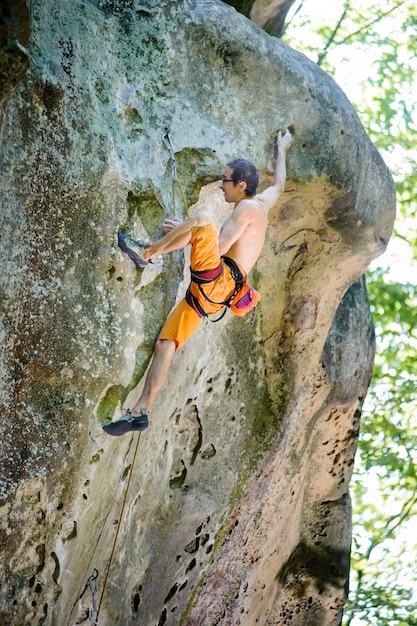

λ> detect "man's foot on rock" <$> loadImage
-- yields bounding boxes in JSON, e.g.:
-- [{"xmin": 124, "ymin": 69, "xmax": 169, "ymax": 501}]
[
  {"xmin": 117, "ymin": 232, "xmax": 151, "ymax": 269},
  {"xmin": 103, "ymin": 409, "xmax": 149, "ymax": 436}
]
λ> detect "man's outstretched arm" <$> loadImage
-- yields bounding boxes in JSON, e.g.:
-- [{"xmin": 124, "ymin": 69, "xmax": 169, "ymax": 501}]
[{"xmin": 257, "ymin": 129, "xmax": 292, "ymax": 211}]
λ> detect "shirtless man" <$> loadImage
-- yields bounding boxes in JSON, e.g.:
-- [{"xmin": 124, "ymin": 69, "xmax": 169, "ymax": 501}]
[{"xmin": 104, "ymin": 129, "xmax": 292, "ymax": 436}]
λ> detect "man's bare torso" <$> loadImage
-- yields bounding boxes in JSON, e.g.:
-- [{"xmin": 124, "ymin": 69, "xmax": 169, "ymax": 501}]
[{"xmin": 220, "ymin": 197, "xmax": 268, "ymax": 274}]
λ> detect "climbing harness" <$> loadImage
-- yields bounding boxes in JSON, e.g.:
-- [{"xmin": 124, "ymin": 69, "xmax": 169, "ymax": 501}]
[
  {"xmin": 186, "ymin": 256, "xmax": 260, "ymax": 323},
  {"xmin": 186, "ymin": 261, "xmax": 227, "ymax": 321}
]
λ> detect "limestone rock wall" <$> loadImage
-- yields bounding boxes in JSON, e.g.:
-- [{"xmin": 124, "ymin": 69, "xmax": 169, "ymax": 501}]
[{"xmin": 0, "ymin": 1, "xmax": 395, "ymax": 625}]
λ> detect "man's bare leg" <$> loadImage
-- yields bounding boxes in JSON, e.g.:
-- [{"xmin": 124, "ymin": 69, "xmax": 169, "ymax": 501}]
[
  {"xmin": 104, "ymin": 214, "xmax": 213, "ymax": 436},
  {"xmin": 147, "ymin": 230, "xmax": 192, "ymax": 257},
  {"xmin": 103, "ymin": 339, "xmax": 176, "ymax": 436},
  {"xmin": 131, "ymin": 339, "xmax": 176, "ymax": 414}
]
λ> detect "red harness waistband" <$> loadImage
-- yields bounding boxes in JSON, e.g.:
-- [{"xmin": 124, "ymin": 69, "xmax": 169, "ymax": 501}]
[{"xmin": 190, "ymin": 262, "xmax": 223, "ymax": 284}]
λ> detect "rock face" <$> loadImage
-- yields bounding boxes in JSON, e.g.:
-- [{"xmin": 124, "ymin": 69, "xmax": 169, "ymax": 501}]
[{"xmin": 0, "ymin": 1, "xmax": 395, "ymax": 625}]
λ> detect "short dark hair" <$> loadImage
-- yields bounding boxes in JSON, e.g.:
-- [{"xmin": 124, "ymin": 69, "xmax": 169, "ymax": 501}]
[{"xmin": 227, "ymin": 159, "xmax": 259, "ymax": 197}]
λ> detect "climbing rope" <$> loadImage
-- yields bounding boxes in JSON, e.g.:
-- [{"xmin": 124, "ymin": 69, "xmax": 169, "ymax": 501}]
[
  {"xmin": 77, "ymin": 433, "xmax": 142, "ymax": 624},
  {"xmin": 96, "ymin": 432, "xmax": 142, "ymax": 621},
  {"xmin": 162, "ymin": 129, "xmax": 189, "ymax": 219},
  {"xmin": 161, "ymin": 129, "xmax": 189, "ymax": 319}
]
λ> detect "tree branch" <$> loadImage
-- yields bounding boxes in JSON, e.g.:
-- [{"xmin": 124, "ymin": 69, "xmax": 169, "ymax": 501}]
[
  {"xmin": 281, "ymin": 0, "xmax": 305, "ymax": 36},
  {"xmin": 335, "ymin": 3, "xmax": 403, "ymax": 48},
  {"xmin": 365, "ymin": 489, "xmax": 417, "ymax": 560},
  {"xmin": 316, "ymin": 2, "xmax": 403, "ymax": 67},
  {"xmin": 317, "ymin": 0, "xmax": 350, "ymax": 66}
]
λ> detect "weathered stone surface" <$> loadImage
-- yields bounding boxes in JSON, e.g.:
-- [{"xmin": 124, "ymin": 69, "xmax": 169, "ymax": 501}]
[{"xmin": 0, "ymin": 1, "xmax": 395, "ymax": 625}]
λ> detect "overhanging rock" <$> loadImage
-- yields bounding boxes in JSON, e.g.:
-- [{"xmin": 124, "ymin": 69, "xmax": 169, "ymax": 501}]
[{"xmin": 0, "ymin": 1, "xmax": 395, "ymax": 625}]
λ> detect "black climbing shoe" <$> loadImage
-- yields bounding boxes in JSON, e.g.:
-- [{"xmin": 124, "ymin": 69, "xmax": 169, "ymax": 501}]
[
  {"xmin": 103, "ymin": 409, "xmax": 149, "ymax": 436},
  {"xmin": 117, "ymin": 232, "xmax": 150, "ymax": 269}
]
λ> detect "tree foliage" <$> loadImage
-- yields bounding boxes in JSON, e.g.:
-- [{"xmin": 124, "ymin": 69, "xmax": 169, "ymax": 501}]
[{"xmin": 279, "ymin": 2, "xmax": 417, "ymax": 624}]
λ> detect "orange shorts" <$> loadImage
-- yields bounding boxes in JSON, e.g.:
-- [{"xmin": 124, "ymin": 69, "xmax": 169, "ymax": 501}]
[{"xmin": 158, "ymin": 222, "xmax": 239, "ymax": 349}]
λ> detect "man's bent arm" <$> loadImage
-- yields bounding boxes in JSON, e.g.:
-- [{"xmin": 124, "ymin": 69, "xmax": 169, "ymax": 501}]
[{"xmin": 257, "ymin": 129, "xmax": 292, "ymax": 211}]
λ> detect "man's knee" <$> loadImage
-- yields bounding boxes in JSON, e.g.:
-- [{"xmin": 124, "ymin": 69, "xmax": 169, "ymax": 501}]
[{"xmin": 154, "ymin": 338, "xmax": 177, "ymax": 358}]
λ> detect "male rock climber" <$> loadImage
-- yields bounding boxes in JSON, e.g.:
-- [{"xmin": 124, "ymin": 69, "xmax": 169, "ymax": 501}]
[{"xmin": 103, "ymin": 129, "xmax": 292, "ymax": 436}]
